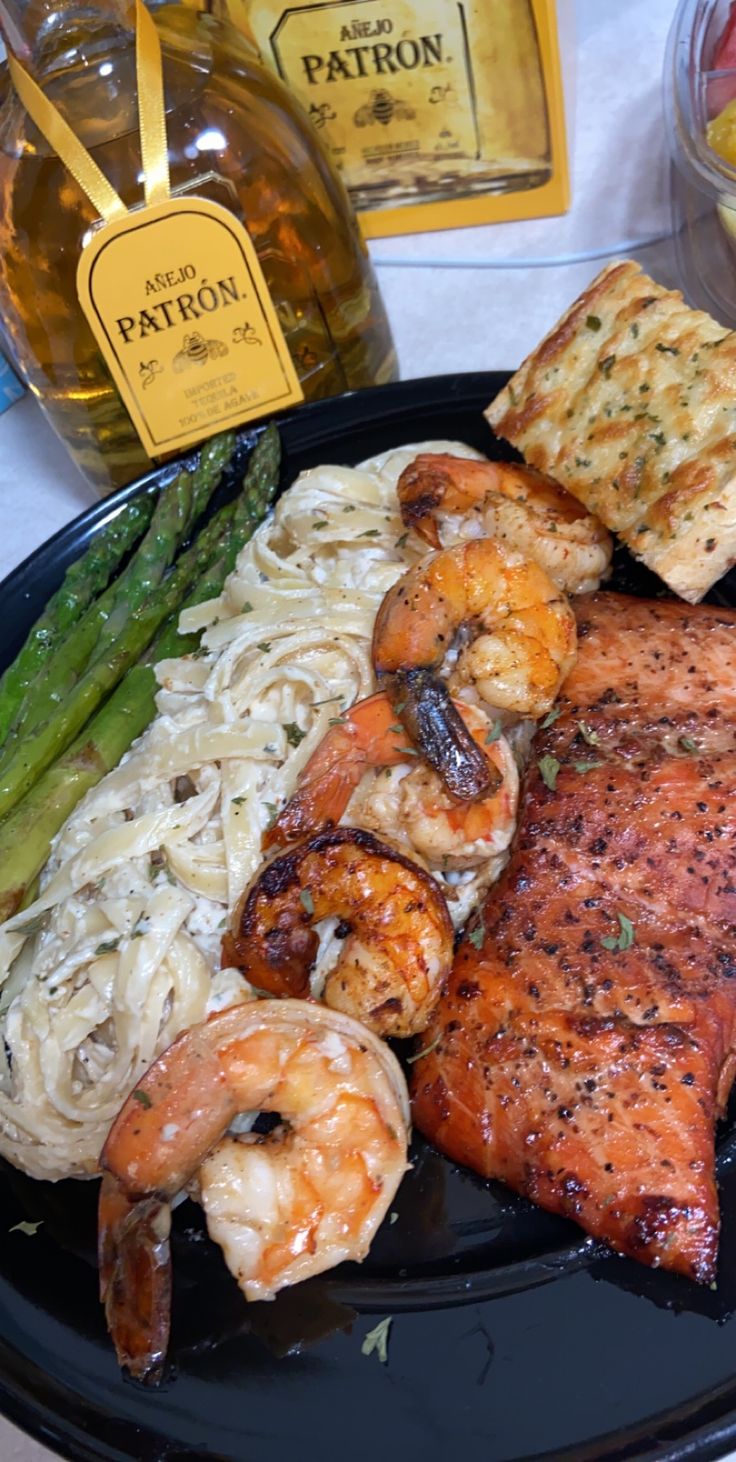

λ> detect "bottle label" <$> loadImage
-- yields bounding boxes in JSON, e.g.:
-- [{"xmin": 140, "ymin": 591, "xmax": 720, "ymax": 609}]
[
  {"xmin": 77, "ymin": 196, "xmax": 304, "ymax": 457},
  {"xmin": 250, "ymin": 0, "xmax": 480, "ymax": 182}
]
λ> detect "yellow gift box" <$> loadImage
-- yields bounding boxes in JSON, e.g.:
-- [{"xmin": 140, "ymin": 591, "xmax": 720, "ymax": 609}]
[{"xmin": 185, "ymin": 0, "xmax": 570, "ymax": 237}]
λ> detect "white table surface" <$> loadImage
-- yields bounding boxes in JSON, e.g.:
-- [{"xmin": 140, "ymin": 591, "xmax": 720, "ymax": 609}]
[{"xmin": 2, "ymin": 1, "xmax": 733, "ymax": 1459}]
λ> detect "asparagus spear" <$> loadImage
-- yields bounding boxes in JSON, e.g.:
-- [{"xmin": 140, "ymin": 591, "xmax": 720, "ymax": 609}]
[
  {"xmin": 0, "ymin": 426, "xmax": 281, "ymax": 917},
  {"xmin": 1, "ymin": 432, "xmax": 236, "ymax": 753},
  {"xmin": 0, "ymin": 493, "xmax": 155, "ymax": 746}
]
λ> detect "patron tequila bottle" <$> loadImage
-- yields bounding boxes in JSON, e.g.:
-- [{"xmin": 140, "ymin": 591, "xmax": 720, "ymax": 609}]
[
  {"xmin": 0, "ymin": 0, "xmax": 396, "ymax": 492},
  {"xmin": 208, "ymin": 0, "xmax": 552, "ymax": 213}
]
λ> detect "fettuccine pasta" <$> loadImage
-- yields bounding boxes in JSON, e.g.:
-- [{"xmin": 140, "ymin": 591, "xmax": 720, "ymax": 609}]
[{"xmin": 0, "ymin": 440, "xmax": 489, "ymax": 1182}]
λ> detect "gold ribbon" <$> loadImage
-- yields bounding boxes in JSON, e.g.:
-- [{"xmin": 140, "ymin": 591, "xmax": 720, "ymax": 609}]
[{"xmin": 6, "ymin": 0, "xmax": 169, "ymax": 225}]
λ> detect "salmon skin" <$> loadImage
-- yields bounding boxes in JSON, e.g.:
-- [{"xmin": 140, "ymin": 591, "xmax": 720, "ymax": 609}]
[{"xmin": 412, "ymin": 591, "xmax": 736, "ymax": 1283}]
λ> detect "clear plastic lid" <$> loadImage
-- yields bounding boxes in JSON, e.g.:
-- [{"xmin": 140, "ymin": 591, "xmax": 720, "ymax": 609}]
[{"xmin": 666, "ymin": 0, "xmax": 736, "ymax": 322}]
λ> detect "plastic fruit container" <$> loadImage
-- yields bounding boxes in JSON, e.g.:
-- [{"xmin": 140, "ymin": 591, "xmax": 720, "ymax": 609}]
[{"xmin": 666, "ymin": 0, "xmax": 736, "ymax": 323}]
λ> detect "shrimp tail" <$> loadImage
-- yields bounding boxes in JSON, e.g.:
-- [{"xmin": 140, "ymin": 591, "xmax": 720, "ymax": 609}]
[
  {"xmin": 390, "ymin": 669, "xmax": 499, "ymax": 802},
  {"xmin": 98, "ymin": 1173, "xmax": 172, "ymax": 1384}
]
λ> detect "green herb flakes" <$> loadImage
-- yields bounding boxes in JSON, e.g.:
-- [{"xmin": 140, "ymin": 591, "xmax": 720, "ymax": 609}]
[
  {"xmin": 284, "ymin": 722, "xmax": 306, "ymax": 748},
  {"xmin": 537, "ymin": 754, "xmax": 560, "ymax": 791},
  {"xmin": 468, "ymin": 919, "xmax": 485, "ymax": 950},
  {"xmin": 257, "ymin": 641, "xmax": 272, "ymax": 654},
  {"xmin": 540, "ymin": 708, "xmax": 562, "ymax": 729},
  {"xmin": 485, "ymin": 719, "xmax": 502, "ymax": 744},
  {"xmin": 241, "ymin": 601, "xmax": 254, "ymax": 614},
  {"xmin": 599, "ymin": 354, "xmax": 616, "ymax": 378},
  {"xmin": 300, "ymin": 888, "xmax": 315, "ymax": 917},
  {"xmin": 679, "ymin": 735, "xmax": 698, "ymax": 753},
  {"xmin": 9, "ymin": 1220, "xmax": 43, "ymax": 1237},
  {"xmin": 395, "ymin": 531, "xmax": 409, "ymax": 550},
  {"xmin": 577, "ymin": 721, "xmax": 599, "ymax": 746},
  {"xmin": 361, "ymin": 1317, "xmax": 392, "ymax": 1364},
  {"xmin": 359, "ymin": 528, "xmax": 381, "ymax": 538},
  {"xmin": 264, "ymin": 802, "xmax": 279, "ymax": 828},
  {"xmin": 231, "ymin": 796, "xmax": 246, "ymax": 806},
  {"xmin": 312, "ymin": 521, "xmax": 328, "ymax": 531},
  {"xmin": 586, "ymin": 315, "xmax": 601, "ymax": 331},
  {"xmin": 601, "ymin": 913, "xmax": 635, "ymax": 953},
  {"xmin": 95, "ymin": 938, "xmax": 120, "ymax": 956},
  {"xmin": 132, "ymin": 1089, "xmax": 153, "ymax": 1109},
  {"xmin": 656, "ymin": 343, "xmax": 679, "ymax": 356},
  {"xmin": 572, "ymin": 759, "xmax": 603, "ymax": 774}
]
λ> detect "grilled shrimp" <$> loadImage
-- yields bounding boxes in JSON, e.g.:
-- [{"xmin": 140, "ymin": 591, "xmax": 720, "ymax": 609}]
[
  {"xmin": 372, "ymin": 538, "xmax": 577, "ymax": 800},
  {"xmin": 397, "ymin": 454, "xmax": 612, "ymax": 594},
  {"xmin": 266, "ymin": 690, "xmax": 519, "ymax": 873},
  {"xmin": 223, "ymin": 826, "xmax": 454, "ymax": 1038},
  {"xmin": 99, "ymin": 1000, "xmax": 409, "ymax": 1382}
]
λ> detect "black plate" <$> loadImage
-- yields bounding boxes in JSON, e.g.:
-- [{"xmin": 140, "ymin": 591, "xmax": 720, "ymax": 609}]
[{"xmin": 2, "ymin": 374, "xmax": 736, "ymax": 1462}]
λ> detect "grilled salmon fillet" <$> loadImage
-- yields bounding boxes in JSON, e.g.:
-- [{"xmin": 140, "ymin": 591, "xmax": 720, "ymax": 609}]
[{"xmin": 412, "ymin": 591, "xmax": 736, "ymax": 1282}]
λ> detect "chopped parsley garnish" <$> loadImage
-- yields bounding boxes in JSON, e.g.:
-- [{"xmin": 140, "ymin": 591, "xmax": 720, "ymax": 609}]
[
  {"xmin": 241, "ymin": 601, "xmax": 254, "ymax": 614},
  {"xmin": 572, "ymin": 759, "xmax": 603, "ymax": 774},
  {"xmin": 359, "ymin": 528, "xmax": 381, "ymax": 538},
  {"xmin": 577, "ymin": 721, "xmax": 599, "ymax": 746},
  {"xmin": 328, "ymin": 716, "xmax": 346, "ymax": 726},
  {"xmin": 586, "ymin": 315, "xmax": 602, "ymax": 331},
  {"xmin": 389, "ymin": 1212, "xmax": 399, "ymax": 1225},
  {"xmin": 601, "ymin": 913, "xmax": 635, "ymax": 953},
  {"xmin": 257, "ymin": 641, "xmax": 271, "ymax": 653},
  {"xmin": 300, "ymin": 888, "xmax": 315, "ymax": 917},
  {"xmin": 312, "ymin": 520, "xmax": 328, "ymax": 530},
  {"xmin": 95, "ymin": 938, "xmax": 120, "ymax": 956},
  {"xmin": 406, "ymin": 1033, "xmax": 442, "ymax": 1065},
  {"xmin": 679, "ymin": 735, "xmax": 698, "ymax": 753},
  {"xmin": 9, "ymin": 1220, "xmax": 43, "ymax": 1236},
  {"xmin": 468, "ymin": 919, "xmax": 485, "ymax": 950},
  {"xmin": 264, "ymin": 802, "xmax": 279, "ymax": 828},
  {"xmin": 655, "ymin": 343, "xmax": 679, "ymax": 355},
  {"xmin": 537, "ymin": 754, "xmax": 560, "ymax": 790},
  {"xmin": 342, "ymin": 504, "xmax": 356, "ymax": 513},
  {"xmin": 284, "ymin": 722, "xmax": 306, "ymax": 748},
  {"xmin": 132, "ymin": 1089, "xmax": 153, "ymax": 1109},
  {"xmin": 485, "ymin": 718, "xmax": 502, "ymax": 744},
  {"xmin": 395, "ymin": 531, "xmax": 409, "ymax": 550},
  {"xmin": 599, "ymin": 354, "xmax": 616, "ymax": 378},
  {"xmin": 361, "ymin": 1317, "xmax": 392, "ymax": 1364},
  {"xmin": 231, "ymin": 795, "xmax": 246, "ymax": 806},
  {"xmin": 540, "ymin": 708, "xmax": 562, "ymax": 729}
]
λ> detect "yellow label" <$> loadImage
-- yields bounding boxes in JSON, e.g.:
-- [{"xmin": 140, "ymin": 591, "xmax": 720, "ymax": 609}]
[
  {"xmin": 254, "ymin": 0, "xmax": 479, "ymax": 180},
  {"xmin": 77, "ymin": 196, "xmax": 304, "ymax": 457}
]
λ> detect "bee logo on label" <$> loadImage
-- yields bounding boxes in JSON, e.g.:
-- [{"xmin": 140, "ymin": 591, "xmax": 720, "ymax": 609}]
[
  {"xmin": 172, "ymin": 331, "xmax": 229, "ymax": 372},
  {"xmin": 354, "ymin": 89, "xmax": 415, "ymax": 127}
]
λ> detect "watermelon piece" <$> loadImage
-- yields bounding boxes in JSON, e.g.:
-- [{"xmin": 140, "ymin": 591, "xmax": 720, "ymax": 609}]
[{"xmin": 709, "ymin": 2, "xmax": 736, "ymax": 117}]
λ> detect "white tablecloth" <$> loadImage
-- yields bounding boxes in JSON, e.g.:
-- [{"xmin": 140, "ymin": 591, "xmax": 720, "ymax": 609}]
[{"xmin": 3, "ymin": 2, "xmax": 730, "ymax": 1459}]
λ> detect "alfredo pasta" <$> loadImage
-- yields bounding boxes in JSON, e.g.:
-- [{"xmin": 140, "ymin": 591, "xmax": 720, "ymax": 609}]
[{"xmin": 0, "ymin": 440, "xmax": 485, "ymax": 1182}]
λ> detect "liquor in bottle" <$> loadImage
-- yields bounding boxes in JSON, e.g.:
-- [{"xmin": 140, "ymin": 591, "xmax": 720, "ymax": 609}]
[{"xmin": 0, "ymin": 1, "xmax": 397, "ymax": 493}]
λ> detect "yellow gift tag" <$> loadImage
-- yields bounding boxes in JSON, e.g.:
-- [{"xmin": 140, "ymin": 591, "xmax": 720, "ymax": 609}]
[
  {"xmin": 77, "ymin": 197, "xmax": 304, "ymax": 457},
  {"xmin": 8, "ymin": 2, "xmax": 304, "ymax": 459}
]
